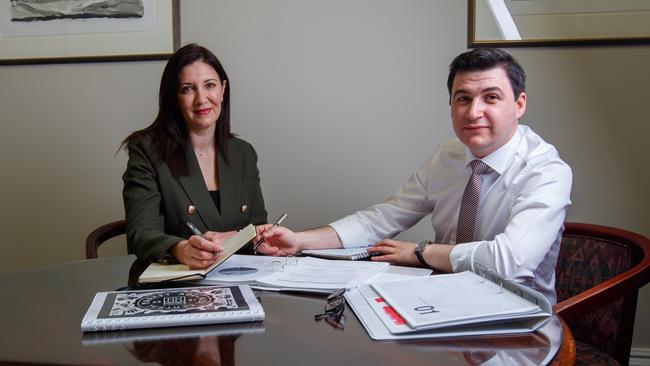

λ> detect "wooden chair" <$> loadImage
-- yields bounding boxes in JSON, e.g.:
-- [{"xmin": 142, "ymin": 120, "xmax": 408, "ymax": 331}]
[
  {"xmin": 85, "ymin": 219, "xmax": 127, "ymax": 259},
  {"xmin": 554, "ymin": 222, "xmax": 650, "ymax": 366}
]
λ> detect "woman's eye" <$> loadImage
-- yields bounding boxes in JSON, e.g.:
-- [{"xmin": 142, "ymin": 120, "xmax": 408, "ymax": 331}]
[
  {"xmin": 179, "ymin": 86, "xmax": 193, "ymax": 94},
  {"xmin": 206, "ymin": 82, "xmax": 218, "ymax": 89}
]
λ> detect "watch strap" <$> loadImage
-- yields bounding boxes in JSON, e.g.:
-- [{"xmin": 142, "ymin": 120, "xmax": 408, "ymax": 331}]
[{"xmin": 415, "ymin": 240, "xmax": 432, "ymax": 267}]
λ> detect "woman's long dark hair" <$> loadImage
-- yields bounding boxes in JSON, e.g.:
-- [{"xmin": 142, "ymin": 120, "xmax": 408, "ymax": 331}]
[{"xmin": 122, "ymin": 43, "xmax": 232, "ymax": 176}]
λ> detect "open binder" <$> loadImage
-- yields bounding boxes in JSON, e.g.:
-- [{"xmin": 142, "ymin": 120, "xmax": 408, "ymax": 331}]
[{"xmin": 345, "ymin": 265, "xmax": 551, "ymax": 340}]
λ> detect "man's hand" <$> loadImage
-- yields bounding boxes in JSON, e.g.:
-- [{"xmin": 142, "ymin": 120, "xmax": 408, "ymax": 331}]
[
  {"xmin": 254, "ymin": 224, "xmax": 301, "ymax": 256},
  {"xmin": 367, "ymin": 239, "xmax": 421, "ymax": 267},
  {"xmin": 369, "ymin": 239, "xmax": 454, "ymax": 271}
]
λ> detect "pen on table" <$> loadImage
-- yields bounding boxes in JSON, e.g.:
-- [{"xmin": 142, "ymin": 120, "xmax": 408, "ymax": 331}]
[
  {"xmin": 253, "ymin": 213, "xmax": 288, "ymax": 251},
  {"xmin": 185, "ymin": 221, "xmax": 204, "ymax": 237}
]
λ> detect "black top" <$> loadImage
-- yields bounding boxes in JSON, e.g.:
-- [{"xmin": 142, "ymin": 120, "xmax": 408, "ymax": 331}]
[{"xmin": 209, "ymin": 190, "xmax": 221, "ymax": 213}]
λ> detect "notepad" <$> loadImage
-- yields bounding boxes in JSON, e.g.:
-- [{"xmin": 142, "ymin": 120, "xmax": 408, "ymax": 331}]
[
  {"xmin": 81, "ymin": 285, "xmax": 264, "ymax": 332},
  {"xmin": 138, "ymin": 224, "xmax": 256, "ymax": 283},
  {"xmin": 300, "ymin": 248, "xmax": 377, "ymax": 260}
]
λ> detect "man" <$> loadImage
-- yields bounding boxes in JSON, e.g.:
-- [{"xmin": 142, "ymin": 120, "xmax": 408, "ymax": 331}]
[{"xmin": 256, "ymin": 48, "xmax": 572, "ymax": 303}]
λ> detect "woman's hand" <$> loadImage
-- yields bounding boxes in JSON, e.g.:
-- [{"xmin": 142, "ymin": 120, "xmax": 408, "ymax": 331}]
[
  {"xmin": 203, "ymin": 230, "xmax": 237, "ymax": 245},
  {"xmin": 170, "ymin": 231, "xmax": 235, "ymax": 269}
]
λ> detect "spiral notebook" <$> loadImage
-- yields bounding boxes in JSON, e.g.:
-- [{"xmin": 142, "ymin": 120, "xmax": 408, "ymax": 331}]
[
  {"xmin": 81, "ymin": 285, "xmax": 264, "ymax": 332},
  {"xmin": 300, "ymin": 248, "xmax": 378, "ymax": 260}
]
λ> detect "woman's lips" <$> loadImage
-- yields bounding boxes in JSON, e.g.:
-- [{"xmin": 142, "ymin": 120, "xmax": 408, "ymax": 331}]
[{"xmin": 195, "ymin": 107, "xmax": 212, "ymax": 115}]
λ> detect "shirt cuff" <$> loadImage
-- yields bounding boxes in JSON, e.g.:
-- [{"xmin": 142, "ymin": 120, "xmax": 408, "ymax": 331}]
[
  {"xmin": 329, "ymin": 215, "xmax": 372, "ymax": 248},
  {"xmin": 449, "ymin": 241, "xmax": 482, "ymax": 273}
]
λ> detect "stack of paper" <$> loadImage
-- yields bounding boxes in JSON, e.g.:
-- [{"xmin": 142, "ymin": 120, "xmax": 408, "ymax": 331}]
[
  {"xmin": 140, "ymin": 254, "xmax": 390, "ymax": 294},
  {"xmin": 252, "ymin": 256, "xmax": 388, "ymax": 292}
]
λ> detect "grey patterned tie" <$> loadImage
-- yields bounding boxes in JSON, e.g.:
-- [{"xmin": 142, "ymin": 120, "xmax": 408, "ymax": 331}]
[{"xmin": 456, "ymin": 160, "xmax": 490, "ymax": 244}]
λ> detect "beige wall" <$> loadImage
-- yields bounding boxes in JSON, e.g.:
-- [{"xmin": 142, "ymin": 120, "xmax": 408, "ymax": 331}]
[{"xmin": 0, "ymin": 0, "xmax": 648, "ymax": 351}]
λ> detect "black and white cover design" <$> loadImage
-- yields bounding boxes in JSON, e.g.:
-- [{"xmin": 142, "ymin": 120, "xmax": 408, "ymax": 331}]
[
  {"xmin": 82, "ymin": 285, "xmax": 264, "ymax": 332},
  {"xmin": 107, "ymin": 287, "xmax": 242, "ymax": 316}
]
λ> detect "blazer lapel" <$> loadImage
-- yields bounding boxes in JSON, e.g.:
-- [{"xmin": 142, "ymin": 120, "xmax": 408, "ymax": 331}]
[
  {"xmin": 177, "ymin": 144, "xmax": 223, "ymax": 232},
  {"xmin": 218, "ymin": 139, "xmax": 242, "ymax": 230}
]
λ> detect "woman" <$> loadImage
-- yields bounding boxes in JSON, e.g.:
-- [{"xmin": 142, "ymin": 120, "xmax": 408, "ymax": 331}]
[{"xmin": 122, "ymin": 44, "xmax": 267, "ymax": 269}]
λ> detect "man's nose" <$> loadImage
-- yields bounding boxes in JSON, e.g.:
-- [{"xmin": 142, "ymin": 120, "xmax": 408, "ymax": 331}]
[{"xmin": 466, "ymin": 100, "xmax": 484, "ymax": 120}]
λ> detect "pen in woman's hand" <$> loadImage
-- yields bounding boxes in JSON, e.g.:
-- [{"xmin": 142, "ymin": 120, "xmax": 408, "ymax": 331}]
[
  {"xmin": 185, "ymin": 221, "xmax": 203, "ymax": 237},
  {"xmin": 253, "ymin": 213, "xmax": 288, "ymax": 252},
  {"xmin": 186, "ymin": 221, "xmax": 223, "ymax": 257}
]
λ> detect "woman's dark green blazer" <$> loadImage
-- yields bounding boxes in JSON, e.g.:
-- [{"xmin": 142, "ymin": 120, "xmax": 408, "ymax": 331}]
[{"xmin": 122, "ymin": 134, "xmax": 267, "ymax": 261}]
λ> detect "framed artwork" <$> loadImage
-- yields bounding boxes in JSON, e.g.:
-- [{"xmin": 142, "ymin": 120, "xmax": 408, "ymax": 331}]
[
  {"xmin": 0, "ymin": 0, "xmax": 180, "ymax": 65},
  {"xmin": 468, "ymin": 0, "xmax": 650, "ymax": 47}
]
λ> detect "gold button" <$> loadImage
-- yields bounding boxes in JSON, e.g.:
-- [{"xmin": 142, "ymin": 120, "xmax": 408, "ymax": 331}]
[
  {"xmin": 241, "ymin": 204, "xmax": 248, "ymax": 213},
  {"xmin": 188, "ymin": 205, "xmax": 197, "ymax": 215}
]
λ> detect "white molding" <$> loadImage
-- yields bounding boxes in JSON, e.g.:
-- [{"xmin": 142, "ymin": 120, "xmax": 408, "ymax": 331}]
[
  {"xmin": 485, "ymin": 0, "xmax": 522, "ymax": 40},
  {"xmin": 630, "ymin": 348, "xmax": 650, "ymax": 366}
]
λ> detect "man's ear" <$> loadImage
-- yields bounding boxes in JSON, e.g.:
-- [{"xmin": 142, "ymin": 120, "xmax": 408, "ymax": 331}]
[{"xmin": 515, "ymin": 92, "xmax": 526, "ymax": 119}]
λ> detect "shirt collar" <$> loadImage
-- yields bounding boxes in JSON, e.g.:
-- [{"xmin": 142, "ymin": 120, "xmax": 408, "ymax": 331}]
[{"xmin": 464, "ymin": 126, "xmax": 522, "ymax": 175}]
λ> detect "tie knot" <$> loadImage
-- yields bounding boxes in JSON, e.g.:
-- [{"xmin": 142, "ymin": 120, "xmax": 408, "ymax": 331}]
[{"xmin": 469, "ymin": 160, "xmax": 489, "ymax": 175}]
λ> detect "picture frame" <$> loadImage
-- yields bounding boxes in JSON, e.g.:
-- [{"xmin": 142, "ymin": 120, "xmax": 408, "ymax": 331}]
[
  {"xmin": 0, "ymin": 0, "xmax": 180, "ymax": 65},
  {"xmin": 468, "ymin": 0, "xmax": 650, "ymax": 47}
]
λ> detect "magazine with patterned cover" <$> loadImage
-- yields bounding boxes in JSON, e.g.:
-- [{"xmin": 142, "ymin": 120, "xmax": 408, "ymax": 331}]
[{"xmin": 81, "ymin": 285, "xmax": 264, "ymax": 332}]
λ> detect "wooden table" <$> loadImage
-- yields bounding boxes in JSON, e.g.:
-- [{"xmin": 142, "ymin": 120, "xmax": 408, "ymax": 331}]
[{"xmin": 0, "ymin": 255, "xmax": 574, "ymax": 365}]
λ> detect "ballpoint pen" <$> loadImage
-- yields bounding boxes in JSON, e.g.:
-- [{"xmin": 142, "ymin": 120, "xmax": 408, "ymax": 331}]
[
  {"xmin": 253, "ymin": 213, "xmax": 287, "ymax": 252},
  {"xmin": 186, "ymin": 221, "xmax": 222, "ymax": 256},
  {"xmin": 185, "ymin": 221, "xmax": 204, "ymax": 237}
]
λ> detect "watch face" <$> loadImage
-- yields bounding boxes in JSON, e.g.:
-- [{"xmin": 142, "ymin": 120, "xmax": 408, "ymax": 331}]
[{"xmin": 135, "ymin": 291, "xmax": 214, "ymax": 311}]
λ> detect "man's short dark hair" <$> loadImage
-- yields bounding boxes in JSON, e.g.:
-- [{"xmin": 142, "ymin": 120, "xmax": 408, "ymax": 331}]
[{"xmin": 447, "ymin": 48, "xmax": 526, "ymax": 101}]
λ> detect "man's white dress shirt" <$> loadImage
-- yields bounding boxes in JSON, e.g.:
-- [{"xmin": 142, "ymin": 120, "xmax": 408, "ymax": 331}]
[{"xmin": 329, "ymin": 125, "xmax": 572, "ymax": 303}]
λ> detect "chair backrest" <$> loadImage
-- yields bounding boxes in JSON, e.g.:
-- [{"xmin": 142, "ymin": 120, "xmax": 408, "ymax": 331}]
[
  {"xmin": 554, "ymin": 222, "xmax": 650, "ymax": 365},
  {"xmin": 85, "ymin": 219, "xmax": 127, "ymax": 259}
]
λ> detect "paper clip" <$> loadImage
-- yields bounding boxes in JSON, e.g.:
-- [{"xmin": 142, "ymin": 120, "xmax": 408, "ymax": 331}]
[{"xmin": 271, "ymin": 260, "xmax": 284, "ymax": 272}]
